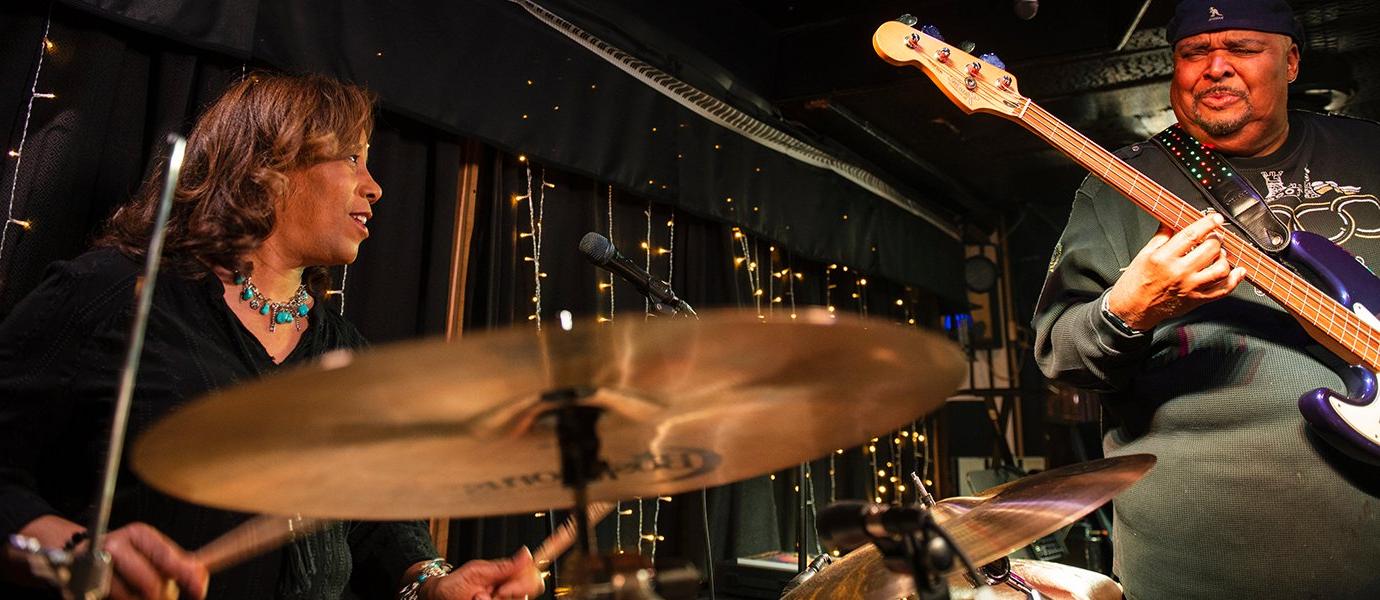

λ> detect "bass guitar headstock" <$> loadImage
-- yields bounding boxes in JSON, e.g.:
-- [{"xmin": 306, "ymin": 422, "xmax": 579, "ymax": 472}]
[{"xmin": 873, "ymin": 18, "xmax": 1028, "ymax": 121}]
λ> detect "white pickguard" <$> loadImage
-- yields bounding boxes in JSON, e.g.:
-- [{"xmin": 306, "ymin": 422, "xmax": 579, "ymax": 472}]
[{"xmin": 1330, "ymin": 302, "xmax": 1380, "ymax": 442}]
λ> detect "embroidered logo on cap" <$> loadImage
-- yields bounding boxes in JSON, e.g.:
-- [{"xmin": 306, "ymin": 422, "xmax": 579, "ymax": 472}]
[{"xmin": 1208, "ymin": 6, "xmax": 1224, "ymax": 21}]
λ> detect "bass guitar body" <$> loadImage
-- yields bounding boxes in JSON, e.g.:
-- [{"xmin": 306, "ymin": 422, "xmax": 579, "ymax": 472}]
[{"xmin": 1289, "ymin": 230, "xmax": 1380, "ymax": 462}]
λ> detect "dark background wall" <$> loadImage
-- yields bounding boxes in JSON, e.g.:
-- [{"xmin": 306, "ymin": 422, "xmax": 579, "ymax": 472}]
[{"xmin": 0, "ymin": 1, "xmax": 976, "ymax": 591}]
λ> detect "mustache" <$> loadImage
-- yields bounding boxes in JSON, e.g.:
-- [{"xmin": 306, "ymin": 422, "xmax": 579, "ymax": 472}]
[{"xmin": 1195, "ymin": 86, "xmax": 1247, "ymax": 101}]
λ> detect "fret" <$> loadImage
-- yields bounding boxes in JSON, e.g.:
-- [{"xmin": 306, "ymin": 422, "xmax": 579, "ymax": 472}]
[{"xmin": 1327, "ymin": 291, "xmax": 1339, "ymax": 332}]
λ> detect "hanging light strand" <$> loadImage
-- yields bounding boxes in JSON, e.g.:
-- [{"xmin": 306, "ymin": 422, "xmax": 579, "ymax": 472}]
[
  {"xmin": 1, "ymin": 11, "xmax": 55, "ymax": 268},
  {"xmin": 892, "ymin": 431, "xmax": 905, "ymax": 505},
  {"xmin": 829, "ymin": 449, "xmax": 839, "ymax": 505},
  {"xmin": 649, "ymin": 496, "xmax": 670, "ymax": 559},
  {"xmin": 869, "ymin": 437, "xmax": 882, "ymax": 503},
  {"xmin": 636, "ymin": 497, "xmax": 646, "ymax": 554},
  {"xmin": 666, "ymin": 212, "xmax": 675, "ymax": 292},
  {"xmin": 787, "ymin": 254, "xmax": 799, "ymax": 320},
  {"xmin": 643, "ymin": 202, "xmax": 652, "ymax": 318},
  {"xmin": 766, "ymin": 246, "xmax": 776, "ymax": 319},
  {"xmin": 824, "ymin": 264, "xmax": 837, "ymax": 318},
  {"xmin": 520, "ymin": 163, "xmax": 543, "ymax": 328},
  {"xmin": 855, "ymin": 272, "xmax": 869, "ymax": 318}
]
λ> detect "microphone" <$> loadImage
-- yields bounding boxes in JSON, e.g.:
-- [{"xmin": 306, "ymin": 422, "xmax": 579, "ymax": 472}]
[
  {"xmin": 780, "ymin": 553, "xmax": 833, "ymax": 595},
  {"xmin": 578, "ymin": 232, "xmax": 694, "ymax": 316},
  {"xmin": 816, "ymin": 500, "xmax": 928, "ymax": 554}
]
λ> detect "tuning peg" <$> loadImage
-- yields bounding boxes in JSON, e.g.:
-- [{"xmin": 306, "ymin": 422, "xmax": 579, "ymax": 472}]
[
  {"xmin": 896, "ymin": 14, "xmax": 919, "ymax": 26},
  {"xmin": 978, "ymin": 52, "xmax": 1007, "ymax": 70},
  {"xmin": 921, "ymin": 25, "xmax": 944, "ymax": 41},
  {"xmin": 959, "ymin": 41, "xmax": 977, "ymax": 53}
]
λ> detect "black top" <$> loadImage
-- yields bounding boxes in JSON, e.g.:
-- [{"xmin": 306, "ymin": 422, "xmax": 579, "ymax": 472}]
[
  {"xmin": 1033, "ymin": 111, "xmax": 1380, "ymax": 599},
  {"xmin": 0, "ymin": 248, "xmax": 435, "ymax": 599}
]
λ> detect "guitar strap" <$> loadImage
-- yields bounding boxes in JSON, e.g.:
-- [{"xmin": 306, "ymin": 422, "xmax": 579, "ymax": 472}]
[{"xmin": 1150, "ymin": 124, "xmax": 1291, "ymax": 255}]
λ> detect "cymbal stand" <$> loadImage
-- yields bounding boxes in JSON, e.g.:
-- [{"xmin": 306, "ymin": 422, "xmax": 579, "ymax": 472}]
[
  {"xmin": 886, "ymin": 511, "xmax": 953, "ymax": 600},
  {"xmin": 972, "ymin": 558, "xmax": 1042, "ymax": 600},
  {"xmin": 6, "ymin": 134, "xmax": 186, "ymax": 600},
  {"xmin": 871, "ymin": 509, "xmax": 987, "ymax": 600},
  {"xmin": 913, "ymin": 473, "xmax": 1039, "ymax": 599},
  {"xmin": 547, "ymin": 388, "xmax": 608, "ymax": 591}
]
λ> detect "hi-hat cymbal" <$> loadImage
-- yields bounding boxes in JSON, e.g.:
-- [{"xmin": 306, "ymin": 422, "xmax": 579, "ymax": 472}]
[
  {"xmin": 132, "ymin": 308, "xmax": 964, "ymax": 520},
  {"xmin": 783, "ymin": 454, "xmax": 1154, "ymax": 600}
]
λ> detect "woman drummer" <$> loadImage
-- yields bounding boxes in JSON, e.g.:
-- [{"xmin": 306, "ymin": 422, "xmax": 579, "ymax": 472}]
[{"xmin": 0, "ymin": 72, "xmax": 542, "ymax": 600}]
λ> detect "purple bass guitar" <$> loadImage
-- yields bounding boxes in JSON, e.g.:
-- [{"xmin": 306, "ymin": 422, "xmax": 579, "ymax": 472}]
[{"xmin": 874, "ymin": 20, "xmax": 1380, "ymax": 463}]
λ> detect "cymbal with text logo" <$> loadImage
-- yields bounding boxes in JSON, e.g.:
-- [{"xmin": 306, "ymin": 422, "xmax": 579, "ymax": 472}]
[{"xmin": 132, "ymin": 308, "xmax": 965, "ymax": 520}]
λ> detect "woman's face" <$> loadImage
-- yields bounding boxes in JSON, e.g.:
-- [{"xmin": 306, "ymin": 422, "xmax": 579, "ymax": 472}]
[{"xmin": 272, "ymin": 132, "xmax": 382, "ymax": 267}]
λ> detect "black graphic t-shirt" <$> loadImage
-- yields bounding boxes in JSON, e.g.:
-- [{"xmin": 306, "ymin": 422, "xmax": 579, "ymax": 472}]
[{"xmin": 1033, "ymin": 111, "xmax": 1380, "ymax": 600}]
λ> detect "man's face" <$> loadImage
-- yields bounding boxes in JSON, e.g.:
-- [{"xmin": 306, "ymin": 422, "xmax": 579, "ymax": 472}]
[{"xmin": 1170, "ymin": 29, "xmax": 1299, "ymax": 149}]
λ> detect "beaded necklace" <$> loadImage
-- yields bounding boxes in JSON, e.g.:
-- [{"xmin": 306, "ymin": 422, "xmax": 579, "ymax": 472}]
[{"xmin": 233, "ymin": 272, "xmax": 310, "ymax": 332}]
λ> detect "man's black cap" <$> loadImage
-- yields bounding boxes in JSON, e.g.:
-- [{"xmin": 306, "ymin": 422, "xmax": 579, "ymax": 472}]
[{"xmin": 1166, "ymin": 0, "xmax": 1303, "ymax": 46}]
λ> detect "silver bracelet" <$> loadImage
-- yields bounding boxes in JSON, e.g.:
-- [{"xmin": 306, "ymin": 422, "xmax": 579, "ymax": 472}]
[{"xmin": 398, "ymin": 558, "xmax": 453, "ymax": 600}]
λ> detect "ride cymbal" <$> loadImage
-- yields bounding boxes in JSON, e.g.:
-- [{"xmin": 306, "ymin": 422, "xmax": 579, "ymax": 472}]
[{"xmin": 133, "ymin": 308, "xmax": 964, "ymax": 519}]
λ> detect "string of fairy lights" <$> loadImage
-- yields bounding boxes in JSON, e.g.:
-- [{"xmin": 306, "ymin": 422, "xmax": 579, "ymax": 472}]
[
  {"xmin": 727, "ymin": 226, "xmax": 939, "ymax": 558},
  {"xmin": 503, "ymin": 153, "xmax": 939, "ymax": 562},
  {"xmin": 1, "ymin": 12, "xmax": 55, "ymax": 270}
]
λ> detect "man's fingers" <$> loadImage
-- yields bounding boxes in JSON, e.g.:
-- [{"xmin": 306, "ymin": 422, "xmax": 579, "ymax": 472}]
[
  {"xmin": 1194, "ymin": 265, "xmax": 1247, "ymax": 298},
  {"xmin": 1183, "ymin": 250, "xmax": 1232, "ymax": 290},
  {"xmin": 1136, "ymin": 224, "xmax": 1175, "ymax": 258},
  {"xmin": 1165, "ymin": 213, "xmax": 1224, "ymax": 256},
  {"xmin": 1180, "ymin": 234, "xmax": 1224, "ymax": 271}
]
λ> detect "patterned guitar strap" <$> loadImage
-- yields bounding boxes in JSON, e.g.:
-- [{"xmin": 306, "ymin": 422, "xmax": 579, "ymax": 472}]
[{"xmin": 1151, "ymin": 124, "xmax": 1292, "ymax": 255}]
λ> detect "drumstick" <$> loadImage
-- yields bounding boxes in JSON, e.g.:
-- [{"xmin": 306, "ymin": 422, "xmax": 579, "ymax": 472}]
[
  {"xmin": 189, "ymin": 501, "xmax": 612, "ymax": 580},
  {"xmin": 534, "ymin": 501, "xmax": 615, "ymax": 566},
  {"xmin": 193, "ymin": 514, "xmax": 330, "ymax": 573}
]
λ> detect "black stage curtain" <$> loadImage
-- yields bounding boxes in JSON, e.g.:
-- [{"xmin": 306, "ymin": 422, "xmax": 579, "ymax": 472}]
[
  {"xmin": 452, "ymin": 153, "xmax": 949, "ymax": 577},
  {"xmin": 1, "ymin": 2, "xmax": 959, "ymax": 593},
  {"xmin": 48, "ymin": 0, "xmax": 966, "ymax": 304}
]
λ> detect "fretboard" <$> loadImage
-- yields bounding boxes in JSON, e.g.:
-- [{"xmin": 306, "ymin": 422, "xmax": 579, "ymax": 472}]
[{"xmin": 1015, "ymin": 102, "xmax": 1379, "ymax": 370}]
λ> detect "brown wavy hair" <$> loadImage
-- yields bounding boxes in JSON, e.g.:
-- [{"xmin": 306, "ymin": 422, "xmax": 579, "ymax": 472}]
[{"xmin": 100, "ymin": 71, "xmax": 376, "ymax": 295}]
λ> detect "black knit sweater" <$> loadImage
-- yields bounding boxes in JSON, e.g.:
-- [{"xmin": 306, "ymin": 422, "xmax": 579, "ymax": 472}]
[
  {"xmin": 0, "ymin": 247, "xmax": 436, "ymax": 599},
  {"xmin": 1033, "ymin": 111, "xmax": 1380, "ymax": 599}
]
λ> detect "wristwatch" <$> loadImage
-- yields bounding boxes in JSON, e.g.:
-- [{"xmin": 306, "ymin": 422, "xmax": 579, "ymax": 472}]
[{"xmin": 1101, "ymin": 294, "xmax": 1147, "ymax": 336}]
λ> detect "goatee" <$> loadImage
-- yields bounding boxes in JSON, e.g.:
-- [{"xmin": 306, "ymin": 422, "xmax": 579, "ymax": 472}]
[{"xmin": 1191, "ymin": 87, "xmax": 1253, "ymax": 137}]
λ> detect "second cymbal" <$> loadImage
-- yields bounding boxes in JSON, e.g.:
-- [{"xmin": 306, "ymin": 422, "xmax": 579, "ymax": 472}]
[
  {"xmin": 133, "ymin": 308, "xmax": 965, "ymax": 520},
  {"xmin": 782, "ymin": 454, "xmax": 1154, "ymax": 600}
]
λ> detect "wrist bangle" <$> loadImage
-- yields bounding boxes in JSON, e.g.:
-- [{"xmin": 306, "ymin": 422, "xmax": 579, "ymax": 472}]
[
  {"xmin": 398, "ymin": 558, "xmax": 453, "ymax": 600},
  {"xmin": 1101, "ymin": 294, "xmax": 1147, "ymax": 336}
]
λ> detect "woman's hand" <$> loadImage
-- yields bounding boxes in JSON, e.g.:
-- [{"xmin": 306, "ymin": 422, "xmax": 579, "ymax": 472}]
[
  {"xmin": 421, "ymin": 547, "xmax": 545, "ymax": 600},
  {"xmin": 13, "ymin": 517, "xmax": 208, "ymax": 600}
]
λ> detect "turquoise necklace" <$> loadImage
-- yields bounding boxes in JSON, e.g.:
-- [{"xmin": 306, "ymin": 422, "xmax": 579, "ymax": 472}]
[{"xmin": 233, "ymin": 272, "xmax": 310, "ymax": 332}]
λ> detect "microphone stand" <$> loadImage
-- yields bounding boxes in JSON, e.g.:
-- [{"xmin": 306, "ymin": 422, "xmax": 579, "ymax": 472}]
[
  {"xmin": 6, "ymin": 134, "xmax": 186, "ymax": 600},
  {"xmin": 79, "ymin": 133, "xmax": 187, "ymax": 599}
]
